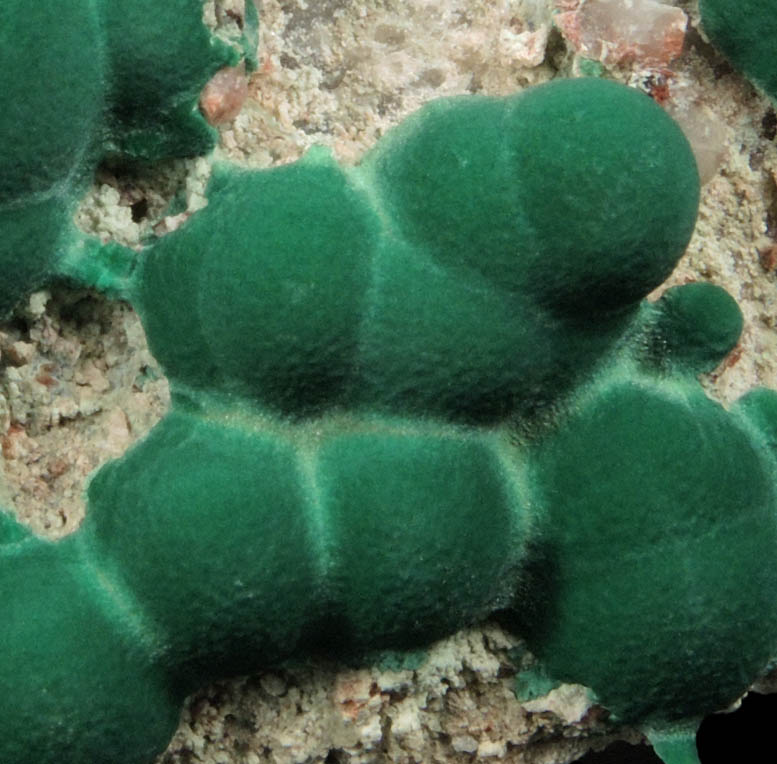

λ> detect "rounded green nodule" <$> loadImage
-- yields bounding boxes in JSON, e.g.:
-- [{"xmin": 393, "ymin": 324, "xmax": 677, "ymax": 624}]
[
  {"xmin": 519, "ymin": 383, "xmax": 777, "ymax": 725},
  {"xmin": 642, "ymin": 282, "xmax": 744, "ymax": 373},
  {"xmin": 365, "ymin": 77, "xmax": 700, "ymax": 314}
]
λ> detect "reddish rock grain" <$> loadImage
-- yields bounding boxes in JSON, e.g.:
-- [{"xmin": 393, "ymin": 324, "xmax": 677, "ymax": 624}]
[
  {"xmin": 554, "ymin": 0, "xmax": 687, "ymax": 68},
  {"xmin": 200, "ymin": 63, "xmax": 248, "ymax": 124}
]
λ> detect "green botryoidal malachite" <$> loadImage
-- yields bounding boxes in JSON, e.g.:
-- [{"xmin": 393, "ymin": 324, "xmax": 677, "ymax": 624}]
[
  {"xmin": 700, "ymin": 0, "xmax": 777, "ymax": 102},
  {"xmin": 1, "ymin": 4, "xmax": 774, "ymax": 763},
  {"xmin": 0, "ymin": 0, "xmax": 258, "ymax": 316}
]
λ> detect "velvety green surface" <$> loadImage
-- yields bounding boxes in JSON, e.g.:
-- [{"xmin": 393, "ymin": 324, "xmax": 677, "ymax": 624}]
[
  {"xmin": 640, "ymin": 282, "xmax": 744, "ymax": 374},
  {"xmin": 0, "ymin": 531, "xmax": 179, "ymax": 764},
  {"xmin": 365, "ymin": 80, "xmax": 698, "ymax": 313},
  {"xmin": 700, "ymin": 0, "xmax": 777, "ymax": 101},
  {"xmin": 1, "ymin": 12, "xmax": 774, "ymax": 764},
  {"xmin": 522, "ymin": 383, "xmax": 777, "ymax": 724},
  {"xmin": 135, "ymin": 80, "xmax": 699, "ymax": 424},
  {"xmin": 0, "ymin": 0, "xmax": 254, "ymax": 316},
  {"xmin": 136, "ymin": 156, "xmax": 378, "ymax": 414}
]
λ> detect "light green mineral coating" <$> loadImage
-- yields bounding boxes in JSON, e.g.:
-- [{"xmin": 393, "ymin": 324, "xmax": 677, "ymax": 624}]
[
  {"xmin": 1, "ymin": 55, "xmax": 774, "ymax": 764},
  {"xmin": 648, "ymin": 729, "xmax": 705, "ymax": 764},
  {"xmin": 0, "ymin": 0, "xmax": 257, "ymax": 316},
  {"xmin": 699, "ymin": 0, "xmax": 777, "ymax": 102}
]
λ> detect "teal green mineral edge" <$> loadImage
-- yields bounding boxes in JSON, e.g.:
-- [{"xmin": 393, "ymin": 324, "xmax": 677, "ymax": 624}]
[
  {"xmin": 646, "ymin": 728, "xmax": 703, "ymax": 764},
  {"xmin": 700, "ymin": 0, "xmax": 777, "ymax": 102},
  {"xmin": 1, "ymin": 11, "xmax": 774, "ymax": 762},
  {"xmin": 514, "ymin": 664, "xmax": 561, "ymax": 702},
  {"xmin": 0, "ymin": 0, "xmax": 256, "ymax": 316}
]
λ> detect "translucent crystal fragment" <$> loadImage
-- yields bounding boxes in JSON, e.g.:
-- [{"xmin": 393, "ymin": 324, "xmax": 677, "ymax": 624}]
[{"xmin": 554, "ymin": 0, "xmax": 688, "ymax": 68}]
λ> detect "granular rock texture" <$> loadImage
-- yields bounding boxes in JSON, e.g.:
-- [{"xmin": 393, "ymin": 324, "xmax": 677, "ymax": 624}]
[{"xmin": 158, "ymin": 626, "xmax": 642, "ymax": 764}]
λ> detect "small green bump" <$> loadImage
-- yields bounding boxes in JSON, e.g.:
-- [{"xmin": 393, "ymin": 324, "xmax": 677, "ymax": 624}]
[
  {"xmin": 577, "ymin": 58, "xmax": 605, "ymax": 77},
  {"xmin": 640, "ymin": 282, "xmax": 744, "ymax": 373},
  {"xmin": 59, "ymin": 236, "xmax": 137, "ymax": 300}
]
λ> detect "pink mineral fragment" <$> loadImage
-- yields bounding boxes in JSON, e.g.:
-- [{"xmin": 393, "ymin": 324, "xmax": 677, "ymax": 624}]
[
  {"xmin": 554, "ymin": 0, "xmax": 687, "ymax": 68},
  {"xmin": 663, "ymin": 101, "xmax": 728, "ymax": 185},
  {"xmin": 199, "ymin": 62, "xmax": 249, "ymax": 125}
]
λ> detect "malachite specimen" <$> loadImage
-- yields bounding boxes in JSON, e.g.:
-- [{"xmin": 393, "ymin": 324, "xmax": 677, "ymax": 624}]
[
  {"xmin": 0, "ymin": 0, "xmax": 258, "ymax": 316},
  {"xmin": 130, "ymin": 80, "xmax": 699, "ymax": 424},
  {"xmin": 1, "ymin": 7, "xmax": 775, "ymax": 763},
  {"xmin": 699, "ymin": 0, "xmax": 777, "ymax": 102}
]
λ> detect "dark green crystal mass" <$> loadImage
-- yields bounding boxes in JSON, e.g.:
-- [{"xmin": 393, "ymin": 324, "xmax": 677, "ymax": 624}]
[
  {"xmin": 1, "ymin": 4, "xmax": 775, "ymax": 764},
  {"xmin": 700, "ymin": 0, "xmax": 777, "ymax": 102},
  {"xmin": 0, "ymin": 0, "xmax": 257, "ymax": 315}
]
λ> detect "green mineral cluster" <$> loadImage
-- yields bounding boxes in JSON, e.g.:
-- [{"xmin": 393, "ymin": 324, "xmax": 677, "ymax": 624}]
[
  {"xmin": 133, "ymin": 80, "xmax": 698, "ymax": 423},
  {"xmin": 700, "ymin": 0, "xmax": 777, "ymax": 102},
  {"xmin": 0, "ymin": 0, "xmax": 257, "ymax": 315},
  {"xmin": 2, "ymin": 5, "xmax": 776, "ymax": 764}
]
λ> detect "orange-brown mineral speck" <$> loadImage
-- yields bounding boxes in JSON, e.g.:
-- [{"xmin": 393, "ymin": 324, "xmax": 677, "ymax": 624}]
[{"xmin": 199, "ymin": 62, "xmax": 248, "ymax": 125}]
